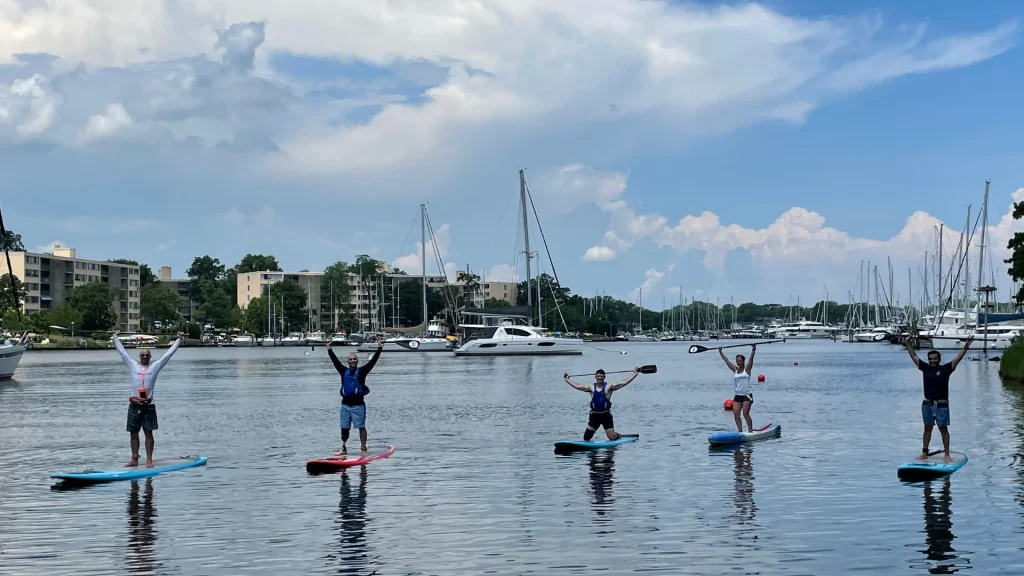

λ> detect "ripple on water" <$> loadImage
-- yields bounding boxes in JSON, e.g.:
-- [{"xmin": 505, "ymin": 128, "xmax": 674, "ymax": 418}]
[{"xmin": 2, "ymin": 342, "xmax": 1024, "ymax": 574}]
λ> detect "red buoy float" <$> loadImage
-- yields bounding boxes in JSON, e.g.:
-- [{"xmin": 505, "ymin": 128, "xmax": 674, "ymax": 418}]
[
  {"xmin": 724, "ymin": 398, "xmax": 734, "ymax": 410},
  {"xmin": 757, "ymin": 374, "xmax": 765, "ymax": 382}
]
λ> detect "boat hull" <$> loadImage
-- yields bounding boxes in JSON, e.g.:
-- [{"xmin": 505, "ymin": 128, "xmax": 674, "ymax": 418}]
[
  {"xmin": 453, "ymin": 338, "xmax": 584, "ymax": 356},
  {"xmin": 0, "ymin": 343, "xmax": 27, "ymax": 380},
  {"xmin": 357, "ymin": 339, "xmax": 452, "ymax": 352}
]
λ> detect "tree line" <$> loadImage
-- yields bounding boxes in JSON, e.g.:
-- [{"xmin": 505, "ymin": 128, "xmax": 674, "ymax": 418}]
[{"xmin": 0, "ymin": 229, "xmax": 890, "ymax": 337}]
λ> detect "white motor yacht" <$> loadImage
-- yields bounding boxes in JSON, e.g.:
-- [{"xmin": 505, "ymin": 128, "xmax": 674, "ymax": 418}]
[
  {"xmin": 0, "ymin": 333, "xmax": 29, "ymax": 380},
  {"xmin": 280, "ymin": 332, "xmax": 306, "ymax": 346},
  {"xmin": 453, "ymin": 322, "xmax": 584, "ymax": 356}
]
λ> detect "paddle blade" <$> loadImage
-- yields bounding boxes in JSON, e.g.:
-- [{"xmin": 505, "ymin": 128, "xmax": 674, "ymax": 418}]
[
  {"xmin": 639, "ymin": 364, "xmax": 657, "ymax": 374},
  {"xmin": 688, "ymin": 344, "xmax": 709, "ymax": 354}
]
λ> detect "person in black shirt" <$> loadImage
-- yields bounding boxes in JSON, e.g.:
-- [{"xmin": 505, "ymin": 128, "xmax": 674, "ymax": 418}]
[
  {"xmin": 328, "ymin": 338, "xmax": 383, "ymax": 455},
  {"xmin": 903, "ymin": 335, "xmax": 973, "ymax": 462}
]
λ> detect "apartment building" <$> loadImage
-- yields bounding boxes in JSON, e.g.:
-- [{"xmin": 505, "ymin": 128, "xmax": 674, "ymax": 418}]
[
  {"xmin": 8, "ymin": 245, "xmax": 141, "ymax": 332},
  {"xmin": 155, "ymin": 266, "xmax": 199, "ymax": 320},
  {"xmin": 236, "ymin": 270, "xmax": 518, "ymax": 332}
]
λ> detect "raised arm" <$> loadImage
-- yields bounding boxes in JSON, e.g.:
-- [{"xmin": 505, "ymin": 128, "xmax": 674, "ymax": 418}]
[
  {"xmin": 745, "ymin": 344, "xmax": 756, "ymax": 375},
  {"xmin": 610, "ymin": 368, "xmax": 640, "ymax": 391},
  {"xmin": 327, "ymin": 347, "xmax": 346, "ymax": 374},
  {"xmin": 950, "ymin": 335, "xmax": 973, "ymax": 370},
  {"xmin": 112, "ymin": 331, "xmax": 136, "ymax": 368},
  {"xmin": 903, "ymin": 337, "xmax": 922, "ymax": 368},
  {"xmin": 149, "ymin": 333, "xmax": 183, "ymax": 371},
  {"xmin": 563, "ymin": 373, "xmax": 592, "ymax": 392},
  {"xmin": 718, "ymin": 347, "xmax": 738, "ymax": 372},
  {"xmin": 359, "ymin": 340, "xmax": 384, "ymax": 376}
]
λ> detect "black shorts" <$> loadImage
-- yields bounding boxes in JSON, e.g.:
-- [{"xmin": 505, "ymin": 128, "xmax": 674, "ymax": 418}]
[
  {"xmin": 587, "ymin": 410, "xmax": 614, "ymax": 430},
  {"xmin": 733, "ymin": 394, "xmax": 753, "ymax": 405},
  {"xmin": 127, "ymin": 402, "xmax": 158, "ymax": 433}
]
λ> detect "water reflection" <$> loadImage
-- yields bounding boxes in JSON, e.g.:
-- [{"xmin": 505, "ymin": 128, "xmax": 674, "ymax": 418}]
[
  {"xmin": 328, "ymin": 466, "xmax": 372, "ymax": 574},
  {"xmin": 731, "ymin": 445, "xmax": 757, "ymax": 526},
  {"xmin": 125, "ymin": 478, "xmax": 160, "ymax": 575},
  {"xmin": 911, "ymin": 479, "xmax": 970, "ymax": 574},
  {"xmin": 588, "ymin": 449, "xmax": 615, "ymax": 522}
]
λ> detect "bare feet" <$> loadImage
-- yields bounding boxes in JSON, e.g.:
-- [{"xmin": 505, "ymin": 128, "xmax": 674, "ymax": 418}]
[
  {"xmin": 125, "ymin": 457, "xmax": 139, "ymax": 467},
  {"xmin": 915, "ymin": 452, "xmax": 930, "ymax": 460},
  {"xmin": 360, "ymin": 444, "xmax": 369, "ymax": 453},
  {"xmin": 334, "ymin": 447, "xmax": 347, "ymax": 456},
  {"xmin": 944, "ymin": 453, "xmax": 953, "ymax": 464},
  {"xmin": 145, "ymin": 459, "xmax": 154, "ymax": 469}
]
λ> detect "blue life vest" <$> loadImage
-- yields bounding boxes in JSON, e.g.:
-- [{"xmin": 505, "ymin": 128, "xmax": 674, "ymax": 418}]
[
  {"xmin": 590, "ymin": 383, "xmax": 611, "ymax": 412},
  {"xmin": 341, "ymin": 367, "xmax": 368, "ymax": 397}
]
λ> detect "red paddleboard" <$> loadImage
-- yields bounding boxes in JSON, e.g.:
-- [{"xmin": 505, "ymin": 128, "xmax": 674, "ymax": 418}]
[{"xmin": 306, "ymin": 445, "xmax": 395, "ymax": 474}]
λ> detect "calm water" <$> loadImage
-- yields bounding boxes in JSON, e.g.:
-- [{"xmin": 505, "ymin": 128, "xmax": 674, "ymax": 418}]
[{"xmin": 2, "ymin": 340, "xmax": 1024, "ymax": 575}]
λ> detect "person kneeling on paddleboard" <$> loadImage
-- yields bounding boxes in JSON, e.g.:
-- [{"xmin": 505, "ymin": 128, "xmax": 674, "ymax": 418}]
[
  {"xmin": 719, "ymin": 344, "xmax": 756, "ymax": 433},
  {"xmin": 328, "ymin": 337, "xmax": 383, "ymax": 455},
  {"xmin": 113, "ymin": 330, "xmax": 184, "ymax": 468},
  {"xmin": 563, "ymin": 368, "xmax": 639, "ymax": 441},
  {"xmin": 903, "ymin": 335, "xmax": 972, "ymax": 463}
]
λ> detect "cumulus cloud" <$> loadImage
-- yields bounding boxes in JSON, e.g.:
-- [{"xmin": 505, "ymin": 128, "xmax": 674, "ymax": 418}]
[
  {"xmin": 393, "ymin": 222, "xmax": 454, "ymax": 277},
  {"xmin": 0, "ymin": 2, "xmax": 1016, "ymax": 181},
  {"xmin": 582, "ymin": 245, "xmax": 617, "ymax": 262},
  {"xmin": 484, "ymin": 264, "xmax": 518, "ymax": 283}
]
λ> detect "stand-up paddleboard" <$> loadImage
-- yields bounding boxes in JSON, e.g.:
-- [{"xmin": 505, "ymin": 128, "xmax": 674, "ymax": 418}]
[
  {"xmin": 306, "ymin": 445, "xmax": 395, "ymax": 474},
  {"xmin": 554, "ymin": 434, "xmax": 639, "ymax": 454},
  {"xmin": 897, "ymin": 451, "xmax": 967, "ymax": 481},
  {"xmin": 708, "ymin": 423, "xmax": 781, "ymax": 445},
  {"xmin": 51, "ymin": 456, "xmax": 207, "ymax": 484}
]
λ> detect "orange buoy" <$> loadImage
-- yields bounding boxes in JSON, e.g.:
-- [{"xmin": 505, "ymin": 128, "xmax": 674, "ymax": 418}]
[
  {"xmin": 724, "ymin": 399, "xmax": 734, "ymax": 410},
  {"xmin": 757, "ymin": 374, "xmax": 765, "ymax": 382}
]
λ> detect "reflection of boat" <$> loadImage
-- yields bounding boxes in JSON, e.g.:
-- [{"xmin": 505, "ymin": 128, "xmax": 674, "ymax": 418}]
[{"xmin": 0, "ymin": 333, "xmax": 29, "ymax": 380}]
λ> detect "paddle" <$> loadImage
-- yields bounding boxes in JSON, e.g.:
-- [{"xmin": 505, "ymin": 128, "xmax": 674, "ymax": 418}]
[
  {"xmin": 566, "ymin": 365, "xmax": 657, "ymax": 378},
  {"xmin": 688, "ymin": 339, "xmax": 786, "ymax": 354}
]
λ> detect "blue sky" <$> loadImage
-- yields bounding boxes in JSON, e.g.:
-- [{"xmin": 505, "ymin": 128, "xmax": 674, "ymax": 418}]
[{"xmin": 1, "ymin": 1, "xmax": 1021, "ymax": 307}]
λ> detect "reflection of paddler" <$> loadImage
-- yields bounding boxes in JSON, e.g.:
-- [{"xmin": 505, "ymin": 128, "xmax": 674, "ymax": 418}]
[
  {"xmin": 921, "ymin": 478, "xmax": 957, "ymax": 570},
  {"xmin": 588, "ymin": 449, "xmax": 615, "ymax": 512},
  {"xmin": 732, "ymin": 446, "xmax": 756, "ymax": 524},
  {"xmin": 335, "ymin": 467, "xmax": 370, "ymax": 568}
]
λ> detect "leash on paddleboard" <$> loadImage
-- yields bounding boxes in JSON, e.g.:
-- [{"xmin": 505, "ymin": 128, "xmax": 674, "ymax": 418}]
[
  {"xmin": 688, "ymin": 339, "xmax": 785, "ymax": 354},
  {"xmin": 566, "ymin": 365, "xmax": 657, "ymax": 378}
]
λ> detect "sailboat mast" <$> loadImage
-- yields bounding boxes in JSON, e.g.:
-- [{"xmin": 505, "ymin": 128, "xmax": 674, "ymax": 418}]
[
  {"xmin": 520, "ymin": 169, "xmax": 533, "ymax": 325},
  {"xmin": 421, "ymin": 203, "xmax": 428, "ymax": 336}
]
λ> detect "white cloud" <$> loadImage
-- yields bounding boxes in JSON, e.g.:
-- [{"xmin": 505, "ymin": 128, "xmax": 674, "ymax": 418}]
[
  {"xmin": 582, "ymin": 245, "xmax": 617, "ymax": 262},
  {"xmin": 0, "ymin": 3, "xmax": 1015, "ymax": 182},
  {"xmin": 484, "ymin": 264, "xmax": 518, "ymax": 283},
  {"xmin": 393, "ymin": 222, "xmax": 454, "ymax": 276},
  {"xmin": 630, "ymin": 264, "xmax": 675, "ymax": 302},
  {"xmin": 81, "ymin": 103, "xmax": 134, "ymax": 142},
  {"xmin": 32, "ymin": 240, "xmax": 67, "ymax": 254}
]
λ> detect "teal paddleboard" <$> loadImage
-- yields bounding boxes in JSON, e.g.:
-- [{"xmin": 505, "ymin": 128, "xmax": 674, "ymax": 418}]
[
  {"xmin": 51, "ymin": 456, "xmax": 207, "ymax": 484},
  {"xmin": 554, "ymin": 434, "xmax": 638, "ymax": 453},
  {"xmin": 897, "ymin": 451, "xmax": 967, "ymax": 481}
]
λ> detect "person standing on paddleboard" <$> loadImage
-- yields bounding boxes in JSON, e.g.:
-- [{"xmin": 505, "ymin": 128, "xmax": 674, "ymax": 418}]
[
  {"xmin": 903, "ymin": 335, "xmax": 973, "ymax": 463},
  {"xmin": 112, "ymin": 330, "xmax": 184, "ymax": 468},
  {"xmin": 718, "ymin": 344, "xmax": 757, "ymax": 433},
  {"xmin": 563, "ymin": 368, "xmax": 640, "ymax": 441},
  {"xmin": 328, "ymin": 337, "xmax": 383, "ymax": 455}
]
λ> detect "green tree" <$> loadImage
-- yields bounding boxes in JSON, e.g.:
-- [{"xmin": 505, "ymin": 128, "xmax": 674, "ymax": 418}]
[
  {"xmin": 322, "ymin": 261, "xmax": 354, "ymax": 331},
  {"xmin": 195, "ymin": 278, "xmax": 232, "ymax": 327},
  {"xmin": 141, "ymin": 282, "xmax": 182, "ymax": 327},
  {"xmin": 484, "ymin": 297, "xmax": 511, "ymax": 308},
  {"xmin": 109, "ymin": 259, "xmax": 156, "ymax": 286},
  {"xmin": 456, "ymin": 269, "xmax": 481, "ymax": 309},
  {"xmin": 68, "ymin": 282, "xmax": 118, "ymax": 331},
  {"xmin": 268, "ymin": 280, "xmax": 308, "ymax": 332},
  {"xmin": 1006, "ymin": 199, "xmax": 1024, "ymax": 307},
  {"xmin": 243, "ymin": 295, "xmax": 270, "ymax": 336},
  {"xmin": 2, "ymin": 309, "xmax": 24, "ymax": 330},
  {"xmin": 0, "ymin": 273, "xmax": 27, "ymax": 318},
  {"xmin": 0, "ymin": 229, "xmax": 24, "ymax": 251},
  {"xmin": 235, "ymin": 254, "xmax": 282, "ymax": 274},
  {"xmin": 48, "ymin": 303, "xmax": 83, "ymax": 332},
  {"xmin": 28, "ymin": 308, "xmax": 50, "ymax": 333},
  {"xmin": 187, "ymin": 256, "xmax": 226, "ymax": 283},
  {"xmin": 396, "ymin": 279, "xmax": 446, "ymax": 328}
]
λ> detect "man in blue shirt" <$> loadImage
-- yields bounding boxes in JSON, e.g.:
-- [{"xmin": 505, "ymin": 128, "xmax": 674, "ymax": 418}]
[{"xmin": 903, "ymin": 335, "xmax": 973, "ymax": 463}]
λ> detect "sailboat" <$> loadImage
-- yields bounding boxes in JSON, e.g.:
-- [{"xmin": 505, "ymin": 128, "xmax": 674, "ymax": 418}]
[
  {"xmin": 626, "ymin": 287, "xmax": 655, "ymax": 341},
  {"xmin": 358, "ymin": 203, "xmax": 452, "ymax": 352},
  {"xmin": 453, "ymin": 170, "xmax": 584, "ymax": 356},
  {"xmin": 0, "ymin": 206, "xmax": 29, "ymax": 379}
]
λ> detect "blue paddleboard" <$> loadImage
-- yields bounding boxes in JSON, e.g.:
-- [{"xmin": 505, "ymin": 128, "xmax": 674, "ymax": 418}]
[
  {"xmin": 897, "ymin": 451, "xmax": 967, "ymax": 481},
  {"xmin": 554, "ymin": 434, "xmax": 639, "ymax": 453},
  {"xmin": 708, "ymin": 423, "xmax": 781, "ymax": 445},
  {"xmin": 51, "ymin": 456, "xmax": 207, "ymax": 483}
]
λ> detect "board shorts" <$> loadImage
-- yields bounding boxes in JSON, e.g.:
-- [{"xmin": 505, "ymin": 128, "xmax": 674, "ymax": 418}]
[
  {"xmin": 733, "ymin": 394, "xmax": 753, "ymax": 405},
  {"xmin": 922, "ymin": 400, "xmax": 950, "ymax": 427},
  {"xmin": 340, "ymin": 404, "xmax": 367, "ymax": 429},
  {"xmin": 127, "ymin": 402, "xmax": 158, "ymax": 433},
  {"xmin": 587, "ymin": 410, "xmax": 614, "ymax": 430}
]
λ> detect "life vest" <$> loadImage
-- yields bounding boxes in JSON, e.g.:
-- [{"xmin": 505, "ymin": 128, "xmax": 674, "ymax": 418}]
[
  {"xmin": 341, "ymin": 367, "xmax": 368, "ymax": 397},
  {"xmin": 590, "ymin": 383, "xmax": 611, "ymax": 412}
]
